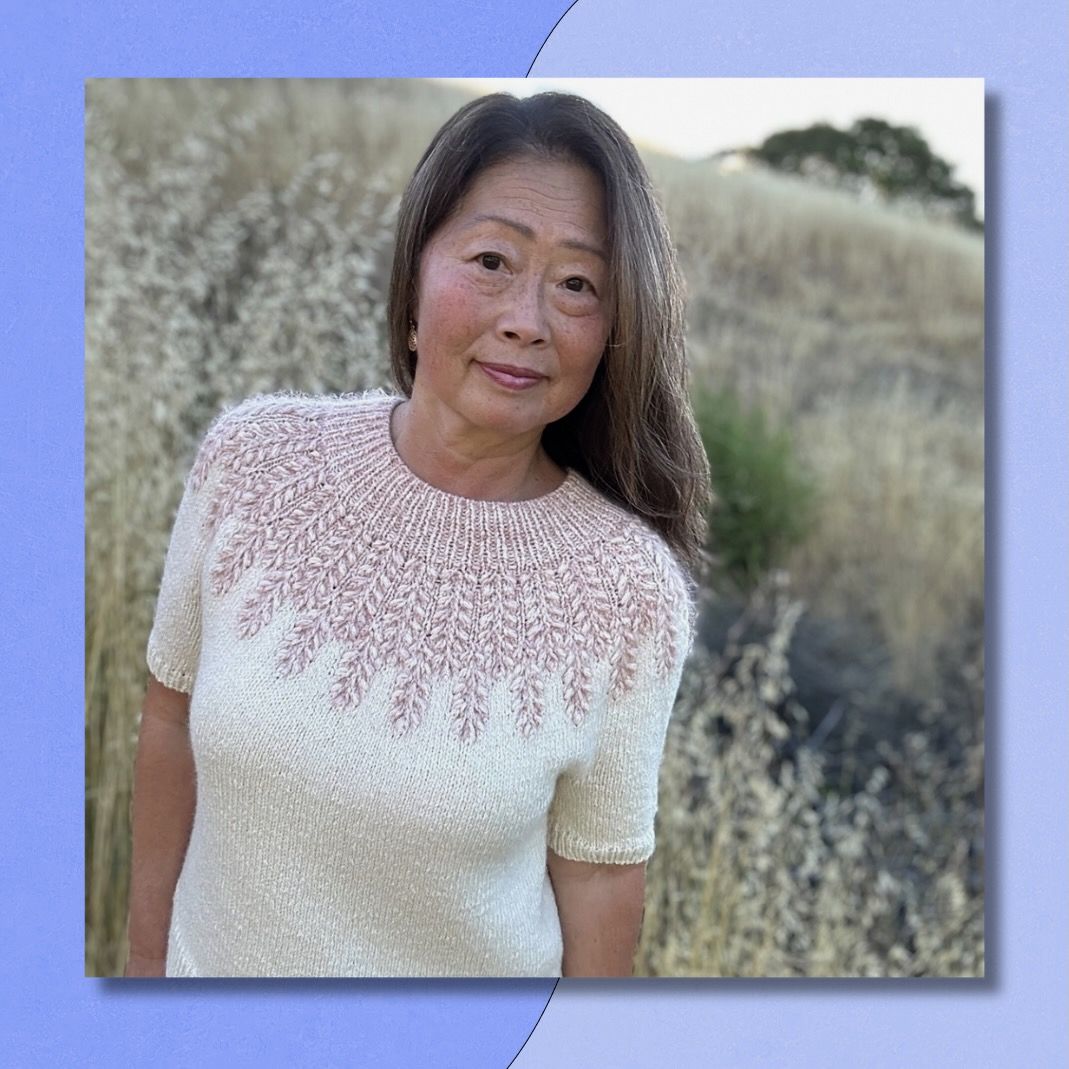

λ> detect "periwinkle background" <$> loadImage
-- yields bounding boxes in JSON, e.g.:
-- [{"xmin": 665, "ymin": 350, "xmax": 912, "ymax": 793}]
[{"xmin": 1, "ymin": 0, "xmax": 1065, "ymax": 1066}]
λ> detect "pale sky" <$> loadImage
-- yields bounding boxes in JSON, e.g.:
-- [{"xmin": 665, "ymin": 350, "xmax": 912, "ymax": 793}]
[{"xmin": 438, "ymin": 78, "xmax": 985, "ymax": 218}]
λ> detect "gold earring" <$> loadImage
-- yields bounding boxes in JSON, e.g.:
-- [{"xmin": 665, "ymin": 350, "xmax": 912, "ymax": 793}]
[{"xmin": 407, "ymin": 323, "xmax": 418, "ymax": 351}]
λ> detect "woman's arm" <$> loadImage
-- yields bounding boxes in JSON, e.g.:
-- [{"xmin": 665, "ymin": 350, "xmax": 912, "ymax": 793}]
[
  {"xmin": 124, "ymin": 674, "xmax": 196, "ymax": 977},
  {"xmin": 546, "ymin": 849, "xmax": 647, "ymax": 977}
]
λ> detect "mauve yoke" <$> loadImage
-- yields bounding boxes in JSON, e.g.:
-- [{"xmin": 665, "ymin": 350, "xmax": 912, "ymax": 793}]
[{"xmin": 146, "ymin": 388, "xmax": 697, "ymax": 977}]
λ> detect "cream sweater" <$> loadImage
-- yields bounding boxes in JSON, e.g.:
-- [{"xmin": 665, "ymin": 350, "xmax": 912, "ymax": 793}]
[{"xmin": 146, "ymin": 389, "xmax": 697, "ymax": 977}]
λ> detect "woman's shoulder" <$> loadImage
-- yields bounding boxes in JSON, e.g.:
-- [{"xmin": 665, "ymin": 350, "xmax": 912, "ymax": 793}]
[
  {"xmin": 563, "ymin": 479, "xmax": 700, "ymax": 648},
  {"xmin": 201, "ymin": 387, "xmax": 396, "ymax": 437},
  {"xmin": 571, "ymin": 478, "xmax": 691, "ymax": 580},
  {"xmin": 188, "ymin": 388, "xmax": 398, "ymax": 485}
]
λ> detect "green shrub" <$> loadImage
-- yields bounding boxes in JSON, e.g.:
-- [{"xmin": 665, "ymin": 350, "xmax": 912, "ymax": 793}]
[{"xmin": 693, "ymin": 384, "xmax": 819, "ymax": 593}]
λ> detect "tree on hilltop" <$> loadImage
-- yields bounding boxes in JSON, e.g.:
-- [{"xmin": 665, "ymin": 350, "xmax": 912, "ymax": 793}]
[{"xmin": 749, "ymin": 118, "xmax": 981, "ymax": 231}]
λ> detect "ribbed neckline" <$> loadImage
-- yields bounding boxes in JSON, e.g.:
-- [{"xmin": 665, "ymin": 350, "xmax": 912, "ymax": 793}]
[{"xmin": 316, "ymin": 391, "xmax": 623, "ymax": 570}]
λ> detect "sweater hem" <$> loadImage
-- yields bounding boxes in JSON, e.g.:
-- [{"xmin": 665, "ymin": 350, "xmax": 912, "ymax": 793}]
[{"xmin": 164, "ymin": 921, "xmax": 197, "ymax": 978}]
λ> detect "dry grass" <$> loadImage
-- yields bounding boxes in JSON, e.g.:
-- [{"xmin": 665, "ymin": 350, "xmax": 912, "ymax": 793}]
[
  {"xmin": 85, "ymin": 79, "xmax": 983, "ymax": 977},
  {"xmin": 635, "ymin": 572, "xmax": 982, "ymax": 977}
]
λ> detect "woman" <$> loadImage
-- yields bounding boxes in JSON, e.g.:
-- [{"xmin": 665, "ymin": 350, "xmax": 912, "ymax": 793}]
[{"xmin": 125, "ymin": 90, "xmax": 711, "ymax": 978}]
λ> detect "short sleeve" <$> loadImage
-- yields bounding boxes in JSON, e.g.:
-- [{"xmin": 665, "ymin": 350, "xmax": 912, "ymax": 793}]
[
  {"xmin": 547, "ymin": 555, "xmax": 698, "ymax": 865},
  {"xmin": 145, "ymin": 405, "xmax": 235, "ymax": 693}
]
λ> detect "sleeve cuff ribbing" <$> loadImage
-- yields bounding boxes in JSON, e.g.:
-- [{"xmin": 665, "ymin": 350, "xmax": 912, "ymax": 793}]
[
  {"xmin": 146, "ymin": 641, "xmax": 196, "ymax": 694},
  {"xmin": 546, "ymin": 825, "xmax": 654, "ymax": 866}
]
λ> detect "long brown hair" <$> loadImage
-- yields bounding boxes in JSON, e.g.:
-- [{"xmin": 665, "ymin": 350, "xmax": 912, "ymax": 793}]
[{"xmin": 387, "ymin": 91, "xmax": 712, "ymax": 581}]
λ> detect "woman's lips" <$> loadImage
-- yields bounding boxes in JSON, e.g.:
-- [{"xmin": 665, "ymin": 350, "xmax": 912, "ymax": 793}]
[{"xmin": 478, "ymin": 363, "xmax": 546, "ymax": 390}]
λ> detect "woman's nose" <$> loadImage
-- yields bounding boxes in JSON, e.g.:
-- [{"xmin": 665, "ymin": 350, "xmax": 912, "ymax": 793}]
[{"xmin": 496, "ymin": 275, "xmax": 548, "ymax": 346}]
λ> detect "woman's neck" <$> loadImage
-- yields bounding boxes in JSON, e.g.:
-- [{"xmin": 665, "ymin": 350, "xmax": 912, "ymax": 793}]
[{"xmin": 390, "ymin": 397, "xmax": 566, "ymax": 503}]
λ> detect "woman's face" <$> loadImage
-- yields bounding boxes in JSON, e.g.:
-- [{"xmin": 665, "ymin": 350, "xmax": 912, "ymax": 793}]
[{"xmin": 411, "ymin": 154, "xmax": 612, "ymax": 442}]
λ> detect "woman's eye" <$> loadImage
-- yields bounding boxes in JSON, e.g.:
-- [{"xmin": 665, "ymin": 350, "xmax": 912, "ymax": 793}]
[
  {"xmin": 563, "ymin": 276, "xmax": 593, "ymax": 294},
  {"xmin": 478, "ymin": 253, "xmax": 503, "ymax": 271}
]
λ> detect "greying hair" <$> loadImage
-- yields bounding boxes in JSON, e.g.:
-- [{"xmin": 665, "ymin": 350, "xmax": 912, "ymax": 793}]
[{"xmin": 387, "ymin": 91, "xmax": 711, "ymax": 581}]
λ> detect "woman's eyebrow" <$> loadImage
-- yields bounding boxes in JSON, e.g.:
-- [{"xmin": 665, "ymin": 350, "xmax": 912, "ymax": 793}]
[{"xmin": 463, "ymin": 212, "xmax": 608, "ymax": 262}]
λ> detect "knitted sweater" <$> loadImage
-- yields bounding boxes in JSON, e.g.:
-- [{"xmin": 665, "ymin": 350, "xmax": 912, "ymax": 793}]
[{"xmin": 146, "ymin": 389, "xmax": 698, "ymax": 977}]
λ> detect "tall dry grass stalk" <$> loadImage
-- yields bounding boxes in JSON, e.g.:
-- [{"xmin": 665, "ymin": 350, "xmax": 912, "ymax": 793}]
[{"xmin": 86, "ymin": 80, "xmax": 982, "ymax": 977}]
